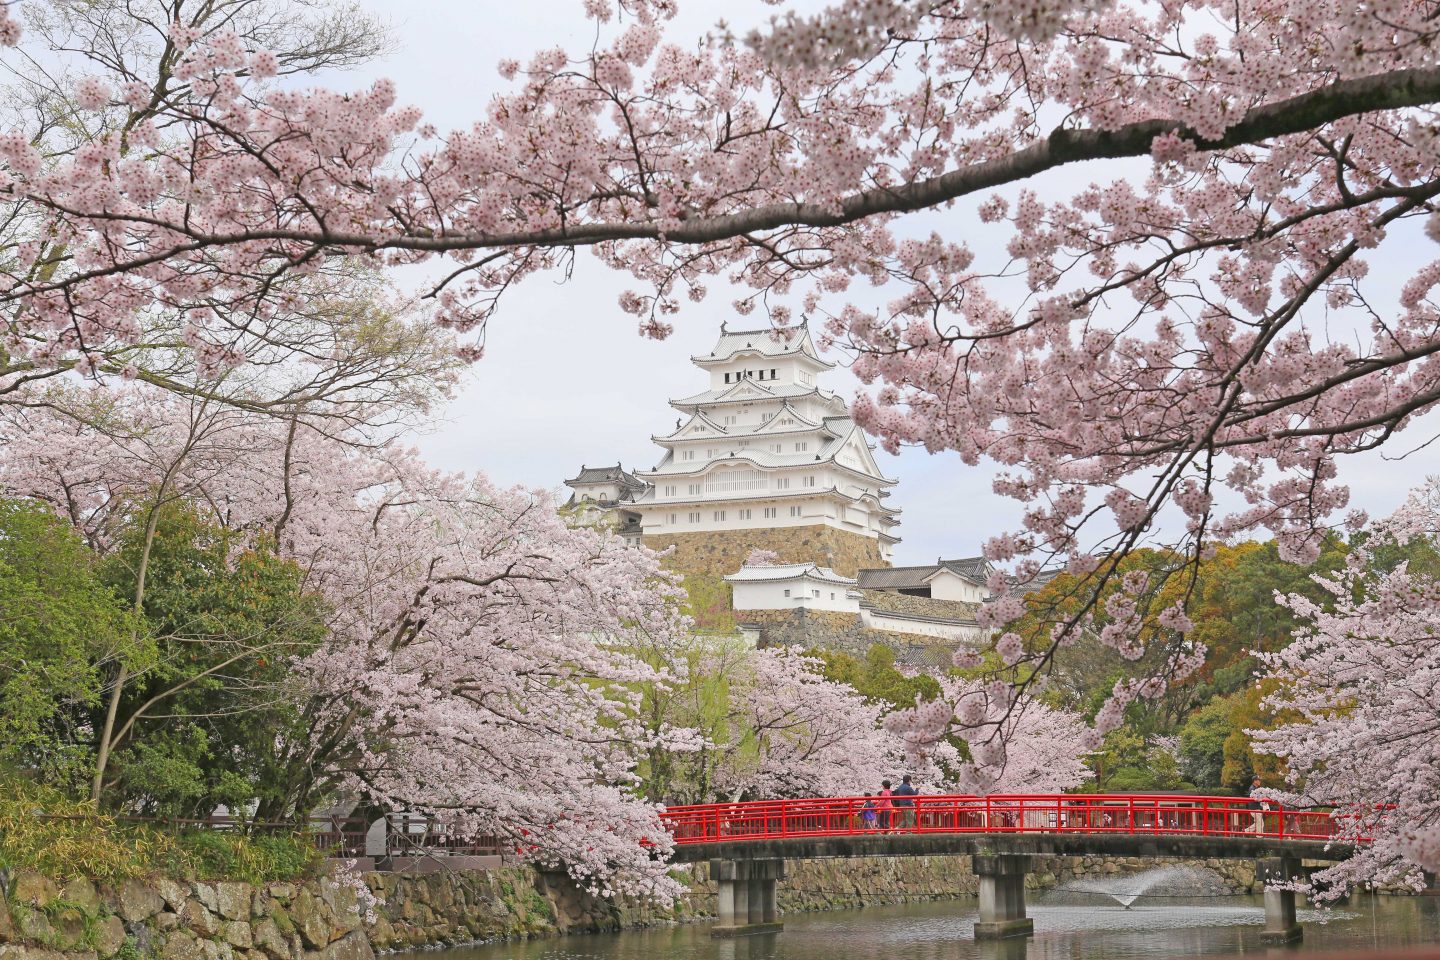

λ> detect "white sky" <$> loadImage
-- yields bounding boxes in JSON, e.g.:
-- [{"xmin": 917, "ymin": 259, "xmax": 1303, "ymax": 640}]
[{"xmin": 329, "ymin": 0, "xmax": 1437, "ymax": 565}]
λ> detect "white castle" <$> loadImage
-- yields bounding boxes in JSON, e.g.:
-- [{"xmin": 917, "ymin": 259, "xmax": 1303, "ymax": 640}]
[
  {"xmin": 623, "ymin": 323, "xmax": 901, "ymax": 558},
  {"xmin": 564, "ymin": 323, "xmax": 1007, "ymax": 649}
]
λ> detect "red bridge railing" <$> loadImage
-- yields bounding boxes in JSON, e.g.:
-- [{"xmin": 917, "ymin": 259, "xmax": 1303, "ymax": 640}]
[{"xmin": 662, "ymin": 794, "xmax": 1353, "ymax": 846}]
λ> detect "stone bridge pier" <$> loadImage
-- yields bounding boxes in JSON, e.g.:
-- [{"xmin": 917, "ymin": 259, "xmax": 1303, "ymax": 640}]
[
  {"xmin": 710, "ymin": 858, "xmax": 785, "ymax": 937},
  {"xmin": 973, "ymin": 855, "xmax": 1035, "ymax": 939},
  {"xmin": 1258, "ymin": 856, "xmax": 1306, "ymax": 944}
]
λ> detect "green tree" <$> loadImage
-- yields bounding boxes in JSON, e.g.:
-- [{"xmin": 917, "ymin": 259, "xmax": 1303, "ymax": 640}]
[
  {"xmin": 96, "ymin": 504, "xmax": 328, "ymax": 817},
  {"xmin": 1177, "ymin": 696, "xmax": 1235, "ymax": 790},
  {"xmin": 1084, "ymin": 729, "xmax": 1190, "ymax": 792},
  {"xmin": 1219, "ymin": 683, "xmax": 1288, "ymax": 790},
  {"xmin": 815, "ymin": 645, "xmax": 941, "ymax": 710},
  {"xmin": 0, "ymin": 499, "xmax": 136, "ymax": 790},
  {"xmin": 1012, "ymin": 538, "xmax": 1348, "ymax": 733},
  {"xmin": 679, "ymin": 573, "xmax": 737, "ymax": 633}
]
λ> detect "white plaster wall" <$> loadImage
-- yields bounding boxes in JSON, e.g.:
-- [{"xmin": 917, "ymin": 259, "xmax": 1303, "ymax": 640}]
[
  {"xmin": 731, "ymin": 577, "xmax": 861, "ymax": 613},
  {"xmin": 571, "ymin": 481, "xmax": 623, "ymax": 502},
  {"xmin": 860, "ymin": 609, "xmax": 990, "ymax": 643},
  {"xmin": 928, "ymin": 569, "xmax": 991, "ymax": 604}
]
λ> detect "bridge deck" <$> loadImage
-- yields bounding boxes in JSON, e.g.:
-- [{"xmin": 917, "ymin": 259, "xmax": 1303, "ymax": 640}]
[
  {"xmin": 668, "ymin": 829, "xmax": 1349, "ymax": 864},
  {"xmin": 662, "ymin": 793, "xmax": 1356, "ymax": 864}
]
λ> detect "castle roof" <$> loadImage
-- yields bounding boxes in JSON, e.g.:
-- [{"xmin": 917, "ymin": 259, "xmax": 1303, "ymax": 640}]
[
  {"xmin": 640, "ymin": 419, "xmax": 898, "ymax": 485},
  {"xmin": 564, "ymin": 463, "xmax": 649, "ymax": 499},
  {"xmin": 692, "ymin": 323, "xmax": 834, "ymax": 369},
  {"xmin": 725, "ymin": 562, "xmax": 856, "ymax": 587},
  {"xmin": 671, "ymin": 380, "xmax": 842, "ymax": 411},
  {"xmin": 857, "ymin": 557, "xmax": 993, "ymax": 590}
]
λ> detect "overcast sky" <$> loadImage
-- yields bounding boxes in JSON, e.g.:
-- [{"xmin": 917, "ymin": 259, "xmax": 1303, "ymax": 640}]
[{"xmin": 329, "ymin": 1, "xmax": 1438, "ymax": 565}]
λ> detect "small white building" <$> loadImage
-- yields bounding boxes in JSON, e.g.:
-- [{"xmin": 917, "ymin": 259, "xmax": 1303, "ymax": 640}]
[
  {"xmin": 725, "ymin": 562, "xmax": 862, "ymax": 613},
  {"xmin": 857, "ymin": 557, "xmax": 994, "ymax": 604},
  {"xmin": 562, "ymin": 463, "xmax": 648, "ymax": 546}
]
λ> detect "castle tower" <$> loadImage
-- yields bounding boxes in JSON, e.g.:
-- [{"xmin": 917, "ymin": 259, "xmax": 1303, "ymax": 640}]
[{"xmin": 630, "ymin": 323, "xmax": 899, "ymax": 576}]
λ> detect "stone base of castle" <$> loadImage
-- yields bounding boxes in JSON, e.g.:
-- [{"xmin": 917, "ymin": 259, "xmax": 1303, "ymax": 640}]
[
  {"xmin": 641, "ymin": 524, "xmax": 886, "ymax": 578},
  {"xmin": 739, "ymin": 608, "xmax": 956, "ymax": 667}
]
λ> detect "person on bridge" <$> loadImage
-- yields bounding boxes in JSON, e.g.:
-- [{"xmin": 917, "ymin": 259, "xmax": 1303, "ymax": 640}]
[
  {"xmin": 860, "ymin": 794, "xmax": 878, "ymax": 830},
  {"xmin": 877, "ymin": 780, "xmax": 894, "ymax": 831},
  {"xmin": 1246, "ymin": 776, "xmax": 1268, "ymax": 834},
  {"xmin": 893, "ymin": 774, "xmax": 918, "ymax": 830}
]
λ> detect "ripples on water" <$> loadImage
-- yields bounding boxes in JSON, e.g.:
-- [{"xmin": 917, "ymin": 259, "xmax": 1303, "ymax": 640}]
[{"xmin": 393, "ymin": 893, "xmax": 1440, "ymax": 960}]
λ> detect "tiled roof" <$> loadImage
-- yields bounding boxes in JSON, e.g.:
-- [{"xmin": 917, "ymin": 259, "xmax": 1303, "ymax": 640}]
[
  {"xmin": 725, "ymin": 562, "xmax": 856, "ymax": 586},
  {"xmin": 692, "ymin": 323, "xmax": 833, "ymax": 367},
  {"xmin": 856, "ymin": 557, "xmax": 992, "ymax": 590},
  {"xmin": 1009, "ymin": 567, "xmax": 1064, "ymax": 594},
  {"xmin": 940, "ymin": 557, "xmax": 993, "ymax": 584},
  {"xmin": 564, "ymin": 463, "xmax": 650, "ymax": 499},
  {"xmin": 641, "ymin": 421, "xmax": 896, "ymax": 486},
  {"xmin": 860, "ymin": 589, "xmax": 979, "ymax": 623},
  {"xmin": 672, "ymin": 381, "xmax": 831, "ymax": 408}
]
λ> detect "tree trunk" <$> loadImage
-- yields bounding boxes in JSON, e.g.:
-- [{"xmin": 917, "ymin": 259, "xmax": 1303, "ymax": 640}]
[{"xmin": 89, "ymin": 505, "xmax": 161, "ymax": 808}]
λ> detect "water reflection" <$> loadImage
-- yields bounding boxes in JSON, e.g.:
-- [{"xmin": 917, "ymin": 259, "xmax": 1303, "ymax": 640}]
[{"xmin": 393, "ymin": 893, "xmax": 1440, "ymax": 960}]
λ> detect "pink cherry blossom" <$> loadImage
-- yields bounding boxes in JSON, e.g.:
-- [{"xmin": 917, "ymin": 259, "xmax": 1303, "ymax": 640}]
[{"xmin": 1254, "ymin": 479, "xmax": 1440, "ymax": 899}]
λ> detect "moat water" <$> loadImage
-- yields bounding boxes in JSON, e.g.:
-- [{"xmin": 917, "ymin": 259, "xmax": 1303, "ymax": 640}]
[{"xmin": 394, "ymin": 892, "xmax": 1440, "ymax": 960}]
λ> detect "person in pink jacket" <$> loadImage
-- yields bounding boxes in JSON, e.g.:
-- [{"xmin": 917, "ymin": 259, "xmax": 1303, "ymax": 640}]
[{"xmin": 876, "ymin": 780, "xmax": 895, "ymax": 831}]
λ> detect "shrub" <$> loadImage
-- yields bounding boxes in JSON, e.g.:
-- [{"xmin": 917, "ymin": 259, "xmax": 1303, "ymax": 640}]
[{"xmin": 0, "ymin": 773, "xmax": 320, "ymax": 883}]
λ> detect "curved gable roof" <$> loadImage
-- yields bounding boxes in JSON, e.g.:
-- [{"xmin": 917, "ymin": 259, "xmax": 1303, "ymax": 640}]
[{"xmin": 692, "ymin": 323, "xmax": 835, "ymax": 368}]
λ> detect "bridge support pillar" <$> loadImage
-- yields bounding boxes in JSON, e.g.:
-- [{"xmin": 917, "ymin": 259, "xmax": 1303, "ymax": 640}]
[
  {"xmin": 1257, "ymin": 857, "xmax": 1303, "ymax": 944},
  {"xmin": 711, "ymin": 859, "xmax": 785, "ymax": 937},
  {"xmin": 973, "ymin": 855, "xmax": 1034, "ymax": 940}
]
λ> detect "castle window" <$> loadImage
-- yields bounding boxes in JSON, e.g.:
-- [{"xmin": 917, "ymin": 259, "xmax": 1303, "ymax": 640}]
[
  {"xmin": 804, "ymin": 476, "xmax": 816, "ymax": 487},
  {"xmin": 725, "ymin": 373, "xmax": 732, "ymax": 383},
  {"xmin": 795, "ymin": 442, "xmax": 808, "ymax": 452},
  {"xmin": 783, "ymin": 589, "xmax": 791, "ymax": 598},
  {"xmin": 688, "ymin": 512, "xmax": 700, "ymax": 523},
  {"xmin": 713, "ymin": 510, "xmax": 725, "ymax": 522},
  {"xmin": 764, "ymin": 507, "xmax": 777, "ymax": 519},
  {"xmin": 812, "ymin": 590, "xmax": 820, "ymax": 598},
  {"xmin": 739, "ymin": 508, "xmax": 752, "ymax": 520},
  {"xmin": 790, "ymin": 506, "xmax": 802, "ymax": 517},
  {"xmin": 771, "ymin": 368, "xmax": 777, "ymax": 379},
  {"xmin": 776, "ymin": 478, "xmax": 790, "ymax": 489},
  {"xmin": 668, "ymin": 513, "xmax": 677, "ymax": 524}
]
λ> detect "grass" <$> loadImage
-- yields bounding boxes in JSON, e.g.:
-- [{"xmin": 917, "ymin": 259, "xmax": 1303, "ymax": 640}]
[{"xmin": 0, "ymin": 775, "xmax": 321, "ymax": 884}]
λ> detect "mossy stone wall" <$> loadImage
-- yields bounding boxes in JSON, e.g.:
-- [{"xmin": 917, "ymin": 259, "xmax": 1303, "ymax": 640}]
[{"xmin": 642, "ymin": 525, "xmax": 886, "ymax": 578}]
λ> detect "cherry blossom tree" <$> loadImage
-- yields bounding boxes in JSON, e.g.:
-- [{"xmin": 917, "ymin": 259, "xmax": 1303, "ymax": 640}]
[
  {"xmin": 0, "ymin": 0, "xmax": 455, "ymax": 422},
  {"xmin": 711, "ymin": 645, "xmax": 906, "ymax": 799},
  {"xmin": 7, "ymin": 0, "xmax": 1440, "ymax": 824},
  {"xmin": 1, "ymin": 0, "xmax": 1437, "ymax": 705},
  {"xmin": 633, "ymin": 636, "xmax": 906, "ymax": 803},
  {"xmin": 0, "ymin": 388, "xmax": 692, "ymax": 896},
  {"xmin": 1252, "ymin": 479, "xmax": 1440, "ymax": 899},
  {"xmin": 742, "ymin": 547, "xmax": 781, "ymax": 567},
  {"xmin": 885, "ymin": 676, "xmax": 1093, "ymax": 793}
]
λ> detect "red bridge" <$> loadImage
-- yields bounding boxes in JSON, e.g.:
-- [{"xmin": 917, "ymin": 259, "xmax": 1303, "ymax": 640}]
[{"xmin": 659, "ymin": 793, "xmax": 1357, "ymax": 944}]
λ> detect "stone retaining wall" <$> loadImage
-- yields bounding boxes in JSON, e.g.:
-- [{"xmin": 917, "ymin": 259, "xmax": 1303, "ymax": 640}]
[
  {"xmin": 742, "ymin": 608, "xmax": 956, "ymax": 666},
  {"xmin": 642, "ymin": 526, "xmax": 884, "ymax": 578},
  {"xmin": 0, "ymin": 853, "xmax": 1408, "ymax": 960}
]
